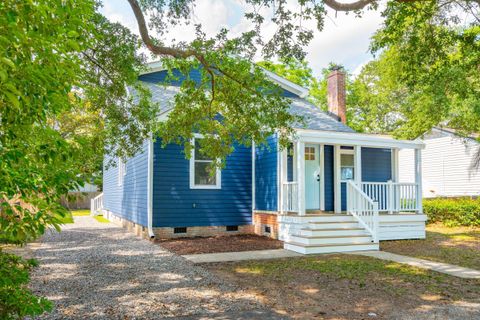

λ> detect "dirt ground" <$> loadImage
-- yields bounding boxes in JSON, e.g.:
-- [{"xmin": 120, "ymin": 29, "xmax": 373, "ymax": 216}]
[
  {"xmin": 205, "ymin": 254, "xmax": 480, "ymax": 320},
  {"xmin": 156, "ymin": 234, "xmax": 284, "ymax": 255},
  {"xmin": 381, "ymin": 223, "xmax": 480, "ymax": 269}
]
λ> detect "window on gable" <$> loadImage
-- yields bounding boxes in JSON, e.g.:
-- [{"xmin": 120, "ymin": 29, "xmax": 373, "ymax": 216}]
[
  {"xmin": 190, "ymin": 136, "xmax": 221, "ymax": 189},
  {"xmin": 118, "ymin": 157, "xmax": 126, "ymax": 186}
]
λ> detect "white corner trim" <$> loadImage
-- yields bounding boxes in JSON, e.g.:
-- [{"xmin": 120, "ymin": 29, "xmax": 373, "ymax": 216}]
[
  {"xmin": 147, "ymin": 137, "xmax": 155, "ymax": 238},
  {"xmin": 252, "ymin": 141, "xmax": 256, "ymax": 212},
  {"xmin": 189, "ymin": 135, "xmax": 222, "ymax": 190}
]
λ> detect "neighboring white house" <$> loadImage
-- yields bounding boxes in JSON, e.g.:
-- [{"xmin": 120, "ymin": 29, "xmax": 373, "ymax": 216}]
[{"xmin": 399, "ymin": 128, "xmax": 480, "ymax": 198}]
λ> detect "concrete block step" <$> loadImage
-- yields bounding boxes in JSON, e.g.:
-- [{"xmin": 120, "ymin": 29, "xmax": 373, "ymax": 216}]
[
  {"xmin": 290, "ymin": 234, "xmax": 373, "ymax": 245},
  {"xmin": 299, "ymin": 227, "xmax": 368, "ymax": 237},
  {"xmin": 284, "ymin": 241, "xmax": 379, "ymax": 255}
]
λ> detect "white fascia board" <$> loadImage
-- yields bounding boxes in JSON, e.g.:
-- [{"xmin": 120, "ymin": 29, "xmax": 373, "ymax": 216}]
[
  {"xmin": 261, "ymin": 68, "xmax": 309, "ymax": 98},
  {"xmin": 140, "ymin": 61, "xmax": 165, "ymax": 75},
  {"xmin": 296, "ymin": 129, "xmax": 425, "ymax": 150}
]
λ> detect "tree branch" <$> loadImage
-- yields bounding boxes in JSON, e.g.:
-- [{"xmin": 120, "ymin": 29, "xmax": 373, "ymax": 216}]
[{"xmin": 323, "ymin": 0, "xmax": 377, "ymax": 11}]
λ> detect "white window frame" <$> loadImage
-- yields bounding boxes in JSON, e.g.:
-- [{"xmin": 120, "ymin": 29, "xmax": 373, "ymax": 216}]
[
  {"xmin": 340, "ymin": 148, "xmax": 355, "ymax": 182},
  {"xmin": 189, "ymin": 134, "xmax": 221, "ymax": 189},
  {"xmin": 118, "ymin": 157, "xmax": 126, "ymax": 186}
]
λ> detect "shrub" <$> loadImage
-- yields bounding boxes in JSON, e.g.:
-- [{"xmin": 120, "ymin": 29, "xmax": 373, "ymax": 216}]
[
  {"xmin": 423, "ymin": 197, "xmax": 480, "ymax": 227},
  {"xmin": 0, "ymin": 250, "xmax": 52, "ymax": 319}
]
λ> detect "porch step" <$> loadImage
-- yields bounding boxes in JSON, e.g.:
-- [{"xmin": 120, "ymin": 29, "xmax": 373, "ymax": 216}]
[
  {"xmin": 290, "ymin": 234, "xmax": 372, "ymax": 245},
  {"xmin": 307, "ymin": 221, "xmax": 360, "ymax": 229},
  {"xmin": 284, "ymin": 241, "xmax": 379, "ymax": 255},
  {"xmin": 299, "ymin": 227, "xmax": 367, "ymax": 237},
  {"xmin": 305, "ymin": 215, "xmax": 357, "ymax": 223}
]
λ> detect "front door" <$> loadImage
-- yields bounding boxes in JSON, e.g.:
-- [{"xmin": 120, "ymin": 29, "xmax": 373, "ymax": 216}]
[{"xmin": 305, "ymin": 144, "xmax": 321, "ymax": 210}]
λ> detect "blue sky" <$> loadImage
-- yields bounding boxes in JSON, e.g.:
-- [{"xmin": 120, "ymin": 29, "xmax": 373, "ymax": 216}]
[{"xmin": 100, "ymin": 0, "xmax": 385, "ymax": 77}]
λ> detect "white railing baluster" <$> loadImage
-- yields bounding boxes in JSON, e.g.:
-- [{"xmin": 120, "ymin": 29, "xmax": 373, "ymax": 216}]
[
  {"xmin": 90, "ymin": 193, "xmax": 104, "ymax": 216},
  {"xmin": 282, "ymin": 182, "xmax": 298, "ymax": 213},
  {"xmin": 360, "ymin": 181, "xmax": 420, "ymax": 214},
  {"xmin": 346, "ymin": 180, "xmax": 379, "ymax": 243}
]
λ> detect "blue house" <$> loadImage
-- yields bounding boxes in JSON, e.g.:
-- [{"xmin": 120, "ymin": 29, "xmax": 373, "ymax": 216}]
[{"xmin": 97, "ymin": 63, "xmax": 428, "ymax": 254}]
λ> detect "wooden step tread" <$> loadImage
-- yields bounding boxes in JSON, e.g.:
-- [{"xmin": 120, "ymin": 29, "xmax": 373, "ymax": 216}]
[
  {"xmin": 285, "ymin": 241, "xmax": 376, "ymax": 248},
  {"xmin": 309, "ymin": 221, "xmax": 356, "ymax": 224},
  {"xmin": 293, "ymin": 234, "xmax": 370, "ymax": 239}
]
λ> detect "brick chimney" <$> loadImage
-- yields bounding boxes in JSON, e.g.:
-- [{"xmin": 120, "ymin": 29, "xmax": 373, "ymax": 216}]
[{"xmin": 327, "ymin": 67, "xmax": 346, "ymax": 123}]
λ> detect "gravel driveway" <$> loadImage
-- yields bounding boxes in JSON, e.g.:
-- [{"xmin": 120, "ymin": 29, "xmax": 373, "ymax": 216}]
[{"xmin": 29, "ymin": 216, "xmax": 288, "ymax": 319}]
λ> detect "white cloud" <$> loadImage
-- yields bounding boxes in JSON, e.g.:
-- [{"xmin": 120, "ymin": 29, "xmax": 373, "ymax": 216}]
[{"xmin": 100, "ymin": 0, "xmax": 385, "ymax": 76}]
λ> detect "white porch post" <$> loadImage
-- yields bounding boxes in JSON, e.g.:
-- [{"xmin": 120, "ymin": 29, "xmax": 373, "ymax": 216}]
[
  {"xmin": 415, "ymin": 148, "xmax": 423, "ymax": 214},
  {"xmin": 334, "ymin": 145, "xmax": 341, "ymax": 213},
  {"xmin": 354, "ymin": 146, "xmax": 362, "ymax": 186},
  {"xmin": 279, "ymin": 148, "xmax": 288, "ymax": 214},
  {"xmin": 319, "ymin": 144, "xmax": 325, "ymax": 211},
  {"xmin": 391, "ymin": 148, "xmax": 400, "ymax": 212},
  {"xmin": 296, "ymin": 140, "xmax": 306, "ymax": 215}
]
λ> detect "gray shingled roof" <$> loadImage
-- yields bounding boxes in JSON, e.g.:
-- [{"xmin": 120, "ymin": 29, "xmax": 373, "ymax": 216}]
[{"xmin": 140, "ymin": 82, "xmax": 355, "ymax": 133}]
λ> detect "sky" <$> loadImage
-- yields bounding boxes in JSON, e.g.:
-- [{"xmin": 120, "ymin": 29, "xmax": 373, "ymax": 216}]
[{"xmin": 100, "ymin": 0, "xmax": 385, "ymax": 77}]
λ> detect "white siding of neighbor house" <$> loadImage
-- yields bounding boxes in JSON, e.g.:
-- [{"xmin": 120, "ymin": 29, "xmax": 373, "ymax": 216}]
[{"xmin": 399, "ymin": 130, "xmax": 480, "ymax": 198}]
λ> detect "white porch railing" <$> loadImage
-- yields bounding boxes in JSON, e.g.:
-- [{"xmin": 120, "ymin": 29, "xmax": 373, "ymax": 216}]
[
  {"xmin": 282, "ymin": 182, "xmax": 298, "ymax": 213},
  {"xmin": 361, "ymin": 181, "xmax": 419, "ymax": 213},
  {"xmin": 90, "ymin": 192, "xmax": 104, "ymax": 216},
  {"xmin": 346, "ymin": 180, "xmax": 379, "ymax": 243}
]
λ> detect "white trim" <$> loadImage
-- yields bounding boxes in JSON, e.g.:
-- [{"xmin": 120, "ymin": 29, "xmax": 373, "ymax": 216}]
[
  {"xmin": 277, "ymin": 137, "xmax": 281, "ymax": 213},
  {"xmin": 189, "ymin": 134, "xmax": 221, "ymax": 189},
  {"xmin": 391, "ymin": 148, "xmax": 399, "ymax": 183},
  {"xmin": 261, "ymin": 68, "xmax": 309, "ymax": 98},
  {"xmin": 415, "ymin": 149, "xmax": 423, "ymax": 214},
  {"xmin": 319, "ymin": 144, "xmax": 325, "ymax": 211},
  {"xmin": 147, "ymin": 137, "xmax": 155, "ymax": 238},
  {"xmin": 280, "ymin": 147, "xmax": 288, "ymax": 214},
  {"xmin": 296, "ymin": 129, "xmax": 424, "ymax": 150},
  {"xmin": 334, "ymin": 145, "xmax": 342, "ymax": 213},
  {"xmin": 296, "ymin": 141, "xmax": 306, "ymax": 215},
  {"xmin": 354, "ymin": 146, "xmax": 362, "ymax": 186},
  {"xmin": 252, "ymin": 141, "xmax": 256, "ymax": 212}
]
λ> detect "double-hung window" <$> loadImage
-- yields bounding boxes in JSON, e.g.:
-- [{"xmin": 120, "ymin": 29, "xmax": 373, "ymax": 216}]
[
  {"xmin": 190, "ymin": 136, "xmax": 221, "ymax": 189},
  {"xmin": 340, "ymin": 152, "xmax": 354, "ymax": 181}
]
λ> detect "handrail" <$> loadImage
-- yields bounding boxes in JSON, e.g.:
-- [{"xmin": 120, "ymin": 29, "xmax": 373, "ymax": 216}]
[
  {"xmin": 90, "ymin": 192, "xmax": 104, "ymax": 216},
  {"xmin": 346, "ymin": 180, "xmax": 379, "ymax": 243},
  {"xmin": 361, "ymin": 181, "xmax": 420, "ymax": 213}
]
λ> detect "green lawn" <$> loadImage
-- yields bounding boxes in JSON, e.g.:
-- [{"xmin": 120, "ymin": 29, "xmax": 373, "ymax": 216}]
[
  {"xmin": 93, "ymin": 215, "xmax": 110, "ymax": 223},
  {"xmin": 71, "ymin": 209, "xmax": 90, "ymax": 216},
  {"xmin": 381, "ymin": 223, "xmax": 480, "ymax": 269},
  {"xmin": 56, "ymin": 211, "xmax": 74, "ymax": 224}
]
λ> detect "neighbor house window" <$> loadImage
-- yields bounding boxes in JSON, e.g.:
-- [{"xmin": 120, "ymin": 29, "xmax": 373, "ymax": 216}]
[
  {"xmin": 118, "ymin": 157, "xmax": 126, "ymax": 186},
  {"xmin": 189, "ymin": 136, "xmax": 221, "ymax": 189},
  {"xmin": 340, "ymin": 153, "xmax": 354, "ymax": 180}
]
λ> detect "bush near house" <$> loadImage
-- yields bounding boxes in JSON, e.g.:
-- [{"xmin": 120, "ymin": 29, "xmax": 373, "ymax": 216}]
[{"xmin": 424, "ymin": 197, "xmax": 480, "ymax": 227}]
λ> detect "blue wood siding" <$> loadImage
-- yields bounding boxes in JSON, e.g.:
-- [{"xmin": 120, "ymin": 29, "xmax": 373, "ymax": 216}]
[
  {"xmin": 324, "ymin": 145, "xmax": 335, "ymax": 211},
  {"xmin": 255, "ymin": 135, "xmax": 278, "ymax": 211},
  {"xmin": 103, "ymin": 142, "xmax": 148, "ymax": 226},
  {"xmin": 362, "ymin": 148, "xmax": 392, "ymax": 182},
  {"xmin": 152, "ymin": 141, "xmax": 252, "ymax": 227}
]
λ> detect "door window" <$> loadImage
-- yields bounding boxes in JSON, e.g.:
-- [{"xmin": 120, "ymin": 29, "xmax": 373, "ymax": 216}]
[
  {"xmin": 340, "ymin": 153, "xmax": 354, "ymax": 180},
  {"xmin": 305, "ymin": 146, "xmax": 316, "ymax": 160}
]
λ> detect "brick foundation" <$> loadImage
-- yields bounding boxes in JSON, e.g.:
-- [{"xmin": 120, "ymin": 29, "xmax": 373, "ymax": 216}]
[
  {"xmin": 104, "ymin": 210, "xmax": 254, "ymax": 239},
  {"xmin": 253, "ymin": 211, "xmax": 279, "ymax": 239}
]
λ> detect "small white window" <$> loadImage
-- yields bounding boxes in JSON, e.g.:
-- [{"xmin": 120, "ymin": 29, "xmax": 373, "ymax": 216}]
[
  {"xmin": 189, "ymin": 136, "xmax": 221, "ymax": 189},
  {"xmin": 340, "ymin": 153, "xmax": 354, "ymax": 180},
  {"xmin": 118, "ymin": 157, "xmax": 126, "ymax": 186},
  {"xmin": 304, "ymin": 146, "xmax": 316, "ymax": 160}
]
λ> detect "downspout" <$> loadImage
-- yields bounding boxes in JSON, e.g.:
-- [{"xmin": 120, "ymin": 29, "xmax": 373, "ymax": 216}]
[{"xmin": 147, "ymin": 136, "xmax": 155, "ymax": 239}]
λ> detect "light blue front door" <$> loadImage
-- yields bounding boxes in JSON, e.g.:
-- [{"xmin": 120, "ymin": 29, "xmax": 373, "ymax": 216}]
[{"xmin": 305, "ymin": 144, "xmax": 321, "ymax": 210}]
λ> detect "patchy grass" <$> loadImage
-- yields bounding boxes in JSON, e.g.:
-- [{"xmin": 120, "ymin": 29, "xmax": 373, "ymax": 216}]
[
  {"xmin": 381, "ymin": 223, "xmax": 480, "ymax": 270},
  {"xmin": 206, "ymin": 254, "xmax": 480, "ymax": 319},
  {"xmin": 93, "ymin": 215, "xmax": 110, "ymax": 223},
  {"xmin": 71, "ymin": 209, "xmax": 90, "ymax": 216}
]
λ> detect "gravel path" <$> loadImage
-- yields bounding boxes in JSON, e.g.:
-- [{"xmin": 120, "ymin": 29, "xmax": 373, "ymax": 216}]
[{"xmin": 29, "ymin": 216, "xmax": 286, "ymax": 319}]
